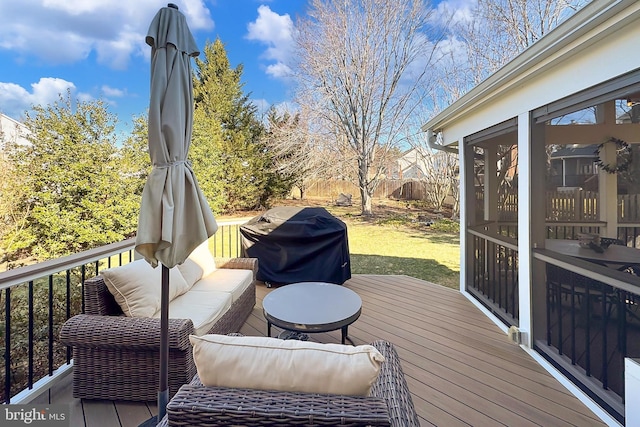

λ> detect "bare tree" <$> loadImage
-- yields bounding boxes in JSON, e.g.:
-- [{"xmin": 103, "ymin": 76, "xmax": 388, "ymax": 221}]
[
  {"xmin": 405, "ymin": 130, "xmax": 460, "ymax": 217},
  {"xmin": 293, "ymin": 0, "xmax": 439, "ymax": 215},
  {"xmin": 422, "ymin": 149, "xmax": 459, "ymax": 213},
  {"xmin": 470, "ymin": 0, "xmax": 587, "ymax": 83},
  {"xmin": 264, "ymin": 105, "xmax": 353, "ymax": 199},
  {"xmin": 432, "ymin": 0, "xmax": 588, "ymax": 108}
]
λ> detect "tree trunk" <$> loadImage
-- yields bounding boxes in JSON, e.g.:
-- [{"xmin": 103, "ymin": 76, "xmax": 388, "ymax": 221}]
[{"xmin": 360, "ymin": 186, "xmax": 373, "ymax": 216}]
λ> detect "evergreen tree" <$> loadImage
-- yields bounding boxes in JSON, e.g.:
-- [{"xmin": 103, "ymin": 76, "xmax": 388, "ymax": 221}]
[
  {"xmin": 4, "ymin": 92, "xmax": 140, "ymax": 262},
  {"xmin": 191, "ymin": 38, "xmax": 280, "ymax": 213},
  {"xmin": 119, "ymin": 114, "xmax": 152, "ymax": 196}
]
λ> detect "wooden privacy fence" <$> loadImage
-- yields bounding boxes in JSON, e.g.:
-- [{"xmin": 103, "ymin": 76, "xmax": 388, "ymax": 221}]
[{"xmin": 304, "ymin": 179, "xmax": 427, "ymax": 200}]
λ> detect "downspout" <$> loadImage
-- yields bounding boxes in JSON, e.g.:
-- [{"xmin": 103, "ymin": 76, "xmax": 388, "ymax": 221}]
[{"xmin": 425, "ymin": 129, "xmax": 459, "ymax": 154}]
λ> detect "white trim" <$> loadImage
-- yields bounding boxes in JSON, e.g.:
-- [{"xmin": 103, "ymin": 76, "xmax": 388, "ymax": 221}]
[
  {"xmin": 626, "ymin": 358, "xmax": 640, "ymax": 426},
  {"xmin": 458, "ymin": 141, "xmax": 467, "ymax": 293},
  {"xmin": 10, "ymin": 363, "xmax": 73, "ymax": 404},
  {"xmin": 517, "ymin": 112, "xmax": 532, "ymax": 347}
]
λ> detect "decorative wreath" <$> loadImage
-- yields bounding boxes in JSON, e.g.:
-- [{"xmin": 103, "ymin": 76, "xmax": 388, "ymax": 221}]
[{"xmin": 595, "ymin": 137, "xmax": 632, "ymax": 174}]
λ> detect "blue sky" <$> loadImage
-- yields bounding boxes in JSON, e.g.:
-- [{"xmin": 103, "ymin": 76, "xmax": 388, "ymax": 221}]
[
  {"xmin": 0, "ymin": 0, "xmax": 309, "ymax": 134},
  {"xmin": 0, "ymin": 0, "xmax": 475, "ymax": 136}
]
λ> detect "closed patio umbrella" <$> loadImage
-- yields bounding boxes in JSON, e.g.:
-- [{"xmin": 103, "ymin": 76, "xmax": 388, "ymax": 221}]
[{"xmin": 136, "ymin": 3, "xmax": 217, "ymax": 424}]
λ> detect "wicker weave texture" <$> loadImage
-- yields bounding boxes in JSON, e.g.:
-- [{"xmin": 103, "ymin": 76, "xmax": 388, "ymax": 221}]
[
  {"xmin": 159, "ymin": 340, "xmax": 419, "ymax": 427},
  {"xmin": 59, "ymin": 257, "xmax": 258, "ymax": 402}
]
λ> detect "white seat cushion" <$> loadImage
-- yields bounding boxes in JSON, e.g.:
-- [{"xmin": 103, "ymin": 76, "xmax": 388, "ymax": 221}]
[
  {"xmin": 159, "ymin": 290, "xmax": 232, "ymax": 336},
  {"xmin": 101, "ymin": 260, "xmax": 189, "ymax": 318},
  {"xmin": 178, "ymin": 240, "xmax": 217, "ymax": 288},
  {"xmin": 190, "ymin": 269, "xmax": 253, "ymax": 302},
  {"xmin": 190, "ymin": 334, "xmax": 385, "ymax": 396}
]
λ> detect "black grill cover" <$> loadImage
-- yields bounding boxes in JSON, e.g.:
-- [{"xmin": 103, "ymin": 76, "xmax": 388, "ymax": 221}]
[{"xmin": 240, "ymin": 207, "xmax": 351, "ymax": 285}]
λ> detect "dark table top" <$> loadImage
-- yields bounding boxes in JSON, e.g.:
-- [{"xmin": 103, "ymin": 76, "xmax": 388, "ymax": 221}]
[
  {"xmin": 545, "ymin": 239, "xmax": 640, "ymax": 265},
  {"xmin": 262, "ymin": 282, "xmax": 362, "ymax": 332}
]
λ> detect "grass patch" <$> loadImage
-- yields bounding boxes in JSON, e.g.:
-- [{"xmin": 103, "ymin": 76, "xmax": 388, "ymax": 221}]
[{"xmin": 344, "ymin": 220, "xmax": 460, "ymax": 289}]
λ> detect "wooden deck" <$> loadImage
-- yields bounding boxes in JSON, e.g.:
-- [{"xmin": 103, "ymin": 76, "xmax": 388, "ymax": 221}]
[{"xmin": 37, "ymin": 275, "xmax": 607, "ymax": 426}]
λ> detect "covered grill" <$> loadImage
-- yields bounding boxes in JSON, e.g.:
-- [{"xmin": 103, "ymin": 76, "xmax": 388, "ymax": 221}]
[{"xmin": 240, "ymin": 207, "xmax": 351, "ymax": 285}]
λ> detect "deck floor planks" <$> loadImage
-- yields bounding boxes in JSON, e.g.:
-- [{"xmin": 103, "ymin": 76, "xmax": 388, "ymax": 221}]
[
  {"xmin": 43, "ymin": 274, "xmax": 606, "ymax": 426},
  {"xmin": 348, "ymin": 276, "xmax": 605, "ymax": 426},
  {"xmin": 113, "ymin": 401, "xmax": 155, "ymax": 427}
]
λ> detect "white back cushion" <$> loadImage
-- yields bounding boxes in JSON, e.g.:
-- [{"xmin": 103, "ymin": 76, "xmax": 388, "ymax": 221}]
[
  {"xmin": 190, "ymin": 334, "xmax": 384, "ymax": 396},
  {"xmin": 101, "ymin": 260, "xmax": 189, "ymax": 317},
  {"xmin": 178, "ymin": 240, "xmax": 216, "ymax": 288}
]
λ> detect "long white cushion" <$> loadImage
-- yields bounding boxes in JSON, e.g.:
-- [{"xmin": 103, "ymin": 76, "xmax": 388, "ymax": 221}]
[
  {"xmin": 190, "ymin": 269, "xmax": 253, "ymax": 302},
  {"xmin": 178, "ymin": 240, "xmax": 216, "ymax": 288},
  {"xmin": 190, "ymin": 334, "xmax": 385, "ymax": 396},
  {"xmin": 101, "ymin": 260, "xmax": 189, "ymax": 318},
  {"xmin": 158, "ymin": 291, "xmax": 232, "ymax": 336}
]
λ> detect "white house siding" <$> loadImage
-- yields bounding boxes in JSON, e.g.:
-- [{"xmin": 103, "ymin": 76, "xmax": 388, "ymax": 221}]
[{"xmin": 0, "ymin": 113, "xmax": 30, "ymax": 152}]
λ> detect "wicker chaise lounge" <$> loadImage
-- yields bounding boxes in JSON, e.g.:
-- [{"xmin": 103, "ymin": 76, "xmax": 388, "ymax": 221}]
[
  {"xmin": 157, "ymin": 340, "xmax": 420, "ymax": 426},
  {"xmin": 59, "ymin": 257, "xmax": 257, "ymax": 402}
]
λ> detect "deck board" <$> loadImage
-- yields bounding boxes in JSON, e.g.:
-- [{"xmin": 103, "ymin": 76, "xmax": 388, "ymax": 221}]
[{"xmin": 44, "ymin": 275, "xmax": 607, "ymax": 426}]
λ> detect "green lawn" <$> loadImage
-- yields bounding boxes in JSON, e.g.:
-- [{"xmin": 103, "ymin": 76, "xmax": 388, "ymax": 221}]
[{"xmin": 344, "ymin": 219, "xmax": 460, "ymax": 289}]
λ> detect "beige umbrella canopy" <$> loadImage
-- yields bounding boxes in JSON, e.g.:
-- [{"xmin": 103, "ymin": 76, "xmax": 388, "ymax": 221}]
[
  {"xmin": 135, "ymin": 4, "xmax": 216, "ymax": 423},
  {"xmin": 136, "ymin": 4, "xmax": 217, "ymax": 268}
]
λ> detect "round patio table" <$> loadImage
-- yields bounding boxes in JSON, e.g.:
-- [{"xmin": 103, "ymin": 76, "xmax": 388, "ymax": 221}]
[{"xmin": 262, "ymin": 282, "xmax": 362, "ymax": 344}]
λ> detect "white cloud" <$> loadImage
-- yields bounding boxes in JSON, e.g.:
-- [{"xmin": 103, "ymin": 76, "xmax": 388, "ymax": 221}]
[
  {"xmin": 432, "ymin": 0, "xmax": 476, "ymax": 27},
  {"xmin": 0, "ymin": 1, "xmax": 213, "ymax": 69},
  {"xmin": 0, "ymin": 78, "xmax": 91, "ymax": 120},
  {"xmin": 101, "ymin": 85, "xmax": 126, "ymax": 98},
  {"xmin": 246, "ymin": 5, "xmax": 294, "ymax": 80},
  {"xmin": 265, "ymin": 62, "xmax": 292, "ymax": 79}
]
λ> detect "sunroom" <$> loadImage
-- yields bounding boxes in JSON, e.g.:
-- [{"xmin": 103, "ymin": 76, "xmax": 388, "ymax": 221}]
[{"xmin": 422, "ymin": 1, "xmax": 640, "ymax": 425}]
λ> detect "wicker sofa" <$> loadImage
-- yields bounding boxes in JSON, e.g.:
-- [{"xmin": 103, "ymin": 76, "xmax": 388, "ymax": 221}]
[
  {"xmin": 59, "ymin": 256, "xmax": 257, "ymax": 402},
  {"xmin": 157, "ymin": 340, "xmax": 420, "ymax": 427}
]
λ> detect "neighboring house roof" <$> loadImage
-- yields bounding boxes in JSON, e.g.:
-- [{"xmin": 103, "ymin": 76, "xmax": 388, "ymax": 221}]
[
  {"xmin": 397, "ymin": 147, "xmax": 430, "ymax": 178},
  {"xmin": 551, "ymin": 144, "xmax": 598, "ymax": 159}
]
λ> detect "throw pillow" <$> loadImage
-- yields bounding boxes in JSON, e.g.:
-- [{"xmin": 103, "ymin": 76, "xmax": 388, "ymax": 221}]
[
  {"xmin": 102, "ymin": 259, "xmax": 189, "ymax": 317},
  {"xmin": 190, "ymin": 334, "xmax": 385, "ymax": 396},
  {"xmin": 178, "ymin": 240, "xmax": 216, "ymax": 287}
]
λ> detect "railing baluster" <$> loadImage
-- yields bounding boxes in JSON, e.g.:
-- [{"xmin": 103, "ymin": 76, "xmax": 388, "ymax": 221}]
[
  {"xmin": 585, "ymin": 285, "xmax": 591, "ymax": 377},
  {"xmin": 601, "ymin": 286, "xmax": 608, "ymax": 389},
  {"xmin": 28, "ymin": 281, "xmax": 34, "ymax": 389},
  {"xmin": 48, "ymin": 275, "xmax": 54, "ymax": 376},
  {"xmin": 5, "ymin": 287, "xmax": 11, "ymax": 403},
  {"xmin": 66, "ymin": 270, "xmax": 72, "ymax": 363},
  {"xmin": 81, "ymin": 265, "xmax": 86, "ymax": 315},
  {"xmin": 570, "ymin": 285, "xmax": 576, "ymax": 364},
  {"xmin": 556, "ymin": 278, "xmax": 563, "ymax": 356}
]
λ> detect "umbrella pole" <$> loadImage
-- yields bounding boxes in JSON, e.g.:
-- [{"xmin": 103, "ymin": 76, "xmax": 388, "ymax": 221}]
[
  {"xmin": 138, "ymin": 264, "xmax": 170, "ymax": 427},
  {"xmin": 158, "ymin": 264, "xmax": 170, "ymax": 420}
]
